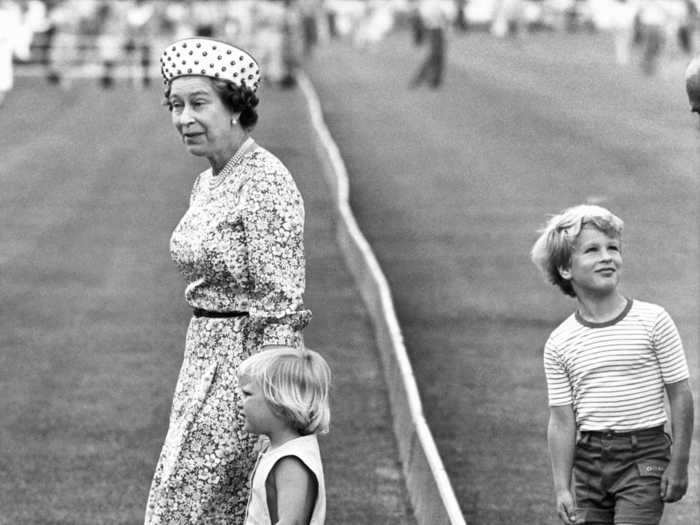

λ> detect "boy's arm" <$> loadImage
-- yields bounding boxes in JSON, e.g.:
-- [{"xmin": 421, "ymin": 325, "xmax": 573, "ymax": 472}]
[
  {"xmin": 548, "ymin": 404, "xmax": 577, "ymax": 525},
  {"xmin": 662, "ymin": 378, "xmax": 695, "ymax": 503},
  {"xmin": 269, "ymin": 456, "xmax": 318, "ymax": 525}
]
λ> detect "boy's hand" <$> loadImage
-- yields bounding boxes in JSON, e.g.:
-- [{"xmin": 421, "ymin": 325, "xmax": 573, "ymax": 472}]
[
  {"xmin": 660, "ymin": 460, "xmax": 688, "ymax": 502},
  {"xmin": 555, "ymin": 489, "xmax": 577, "ymax": 524}
]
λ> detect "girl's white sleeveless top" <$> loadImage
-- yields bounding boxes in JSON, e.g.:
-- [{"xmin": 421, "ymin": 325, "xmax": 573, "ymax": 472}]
[{"xmin": 244, "ymin": 435, "xmax": 326, "ymax": 525}]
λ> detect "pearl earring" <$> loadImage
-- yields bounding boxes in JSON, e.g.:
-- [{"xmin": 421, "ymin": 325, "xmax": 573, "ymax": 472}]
[{"xmin": 231, "ymin": 118, "xmax": 237, "ymax": 125}]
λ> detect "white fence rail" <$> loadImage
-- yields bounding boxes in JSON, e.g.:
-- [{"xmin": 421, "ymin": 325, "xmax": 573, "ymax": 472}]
[{"xmin": 298, "ymin": 70, "xmax": 467, "ymax": 525}]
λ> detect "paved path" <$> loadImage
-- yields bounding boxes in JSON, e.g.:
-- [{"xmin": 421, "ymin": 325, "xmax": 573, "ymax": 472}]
[
  {"xmin": 0, "ymin": 76, "xmax": 415, "ymax": 524},
  {"xmin": 306, "ymin": 29, "xmax": 699, "ymax": 524}
]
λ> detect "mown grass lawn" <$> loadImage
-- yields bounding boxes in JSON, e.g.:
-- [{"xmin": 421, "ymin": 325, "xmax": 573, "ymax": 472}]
[
  {"xmin": 0, "ymin": 77, "xmax": 414, "ymax": 524},
  {"xmin": 306, "ymin": 29, "xmax": 699, "ymax": 524}
]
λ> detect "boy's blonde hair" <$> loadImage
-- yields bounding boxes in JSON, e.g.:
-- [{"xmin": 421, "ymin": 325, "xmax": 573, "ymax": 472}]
[
  {"xmin": 530, "ymin": 204, "xmax": 624, "ymax": 297},
  {"xmin": 239, "ymin": 347, "xmax": 331, "ymax": 435}
]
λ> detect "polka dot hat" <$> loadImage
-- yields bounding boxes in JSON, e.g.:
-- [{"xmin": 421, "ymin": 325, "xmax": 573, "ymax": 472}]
[{"xmin": 160, "ymin": 37, "xmax": 261, "ymax": 92}]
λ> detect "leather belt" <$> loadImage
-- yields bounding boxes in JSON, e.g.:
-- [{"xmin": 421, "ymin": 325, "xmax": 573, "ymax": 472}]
[{"xmin": 193, "ymin": 308, "xmax": 249, "ymax": 319}]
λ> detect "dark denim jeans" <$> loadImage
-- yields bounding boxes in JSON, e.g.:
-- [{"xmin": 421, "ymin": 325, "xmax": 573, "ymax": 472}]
[{"xmin": 573, "ymin": 426, "xmax": 671, "ymax": 524}]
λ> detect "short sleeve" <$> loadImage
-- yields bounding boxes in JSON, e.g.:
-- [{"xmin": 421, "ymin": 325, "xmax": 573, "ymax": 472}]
[
  {"xmin": 652, "ymin": 309, "xmax": 689, "ymax": 384},
  {"xmin": 544, "ymin": 339, "xmax": 573, "ymax": 407}
]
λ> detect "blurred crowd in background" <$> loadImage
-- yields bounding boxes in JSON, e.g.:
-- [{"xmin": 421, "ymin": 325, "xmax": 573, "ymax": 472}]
[{"xmin": 1, "ymin": 0, "xmax": 699, "ymax": 104}]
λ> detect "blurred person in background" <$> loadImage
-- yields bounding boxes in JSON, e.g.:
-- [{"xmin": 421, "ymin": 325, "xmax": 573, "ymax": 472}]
[
  {"xmin": 124, "ymin": 0, "xmax": 156, "ymax": 88},
  {"xmin": 27, "ymin": 0, "xmax": 55, "ymax": 69},
  {"xmin": 223, "ymin": 0, "xmax": 256, "ymax": 50},
  {"xmin": 0, "ymin": 0, "xmax": 24, "ymax": 106},
  {"xmin": 353, "ymin": 0, "xmax": 395, "ymax": 51},
  {"xmin": 190, "ymin": 0, "xmax": 220, "ymax": 37},
  {"xmin": 13, "ymin": 0, "xmax": 37, "ymax": 61},
  {"xmin": 75, "ymin": 0, "xmax": 102, "ymax": 74},
  {"xmin": 685, "ymin": 54, "xmax": 700, "ymax": 119},
  {"xmin": 409, "ymin": 0, "xmax": 424, "ymax": 45},
  {"xmin": 281, "ymin": 0, "xmax": 303, "ymax": 87},
  {"xmin": 491, "ymin": 0, "xmax": 524, "ymax": 38},
  {"xmin": 95, "ymin": 0, "xmax": 127, "ymax": 88},
  {"xmin": 677, "ymin": 0, "xmax": 697, "ymax": 54},
  {"xmin": 145, "ymin": 37, "xmax": 310, "ymax": 524},
  {"xmin": 252, "ymin": 0, "xmax": 286, "ymax": 86},
  {"xmin": 410, "ymin": 0, "xmax": 448, "ymax": 89},
  {"xmin": 637, "ymin": 0, "xmax": 669, "ymax": 74},
  {"xmin": 148, "ymin": 1, "xmax": 181, "ymax": 74},
  {"xmin": 324, "ymin": 0, "xmax": 338, "ymax": 38},
  {"xmin": 299, "ymin": 0, "xmax": 320, "ymax": 56},
  {"xmin": 164, "ymin": 0, "xmax": 194, "ymax": 40},
  {"xmin": 454, "ymin": 0, "xmax": 468, "ymax": 31},
  {"xmin": 608, "ymin": 0, "xmax": 639, "ymax": 66},
  {"xmin": 45, "ymin": 0, "xmax": 88, "ymax": 87}
]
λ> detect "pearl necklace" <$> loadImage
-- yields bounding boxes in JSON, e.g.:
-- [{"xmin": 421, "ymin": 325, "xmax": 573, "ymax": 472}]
[{"xmin": 209, "ymin": 137, "xmax": 257, "ymax": 190}]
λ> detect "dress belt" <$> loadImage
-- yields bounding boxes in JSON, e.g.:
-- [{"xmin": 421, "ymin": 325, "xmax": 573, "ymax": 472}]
[
  {"xmin": 580, "ymin": 425, "xmax": 664, "ymax": 439},
  {"xmin": 193, "ymin": 308, "xmax": 249, "ymax": 319}
]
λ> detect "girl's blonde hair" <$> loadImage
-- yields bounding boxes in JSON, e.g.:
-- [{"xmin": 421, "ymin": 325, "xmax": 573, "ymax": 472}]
[
  {"xmin": 239, "ymin": 347, "xmax": 331, "ymax": 435},
  {"xmin": 530, "ymin": 204, "xmax": 624, "ymax": 297}
]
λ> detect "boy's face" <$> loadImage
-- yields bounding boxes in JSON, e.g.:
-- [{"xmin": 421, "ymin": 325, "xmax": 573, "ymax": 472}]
[
  {"xmin": 239, "ymin": 374, "xmax": 279, "ymax": 436},
  {"xmin": 559, "ymin": 225, "xmax": 622, "ymax": 297}
]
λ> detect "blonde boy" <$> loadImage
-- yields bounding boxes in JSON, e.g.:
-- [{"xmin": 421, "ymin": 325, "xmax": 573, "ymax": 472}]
[{"xmin": 531, "ymin": 204, "xmax": 694, "ymax": 525}]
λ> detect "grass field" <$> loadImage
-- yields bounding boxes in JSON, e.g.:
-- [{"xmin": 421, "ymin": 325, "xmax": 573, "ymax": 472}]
[
  {"xmin": 2, "ymin": 26, "xmax": 699, "ymax": 524},
  {"xmin": 0, "ymin": 76, "xmax": 415, "ymax": 523},
  {"xmin": 305, "ymin": 28, "xmax": 699, "ymax": 524}
]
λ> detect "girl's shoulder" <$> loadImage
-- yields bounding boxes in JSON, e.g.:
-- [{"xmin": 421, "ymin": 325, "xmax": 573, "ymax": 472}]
[
  {"xmin": 267, "ymin": 435, "xmax": 320, "ymax": 458},
  {"xmin": 262, "ymin": 436, "xmax": 321, "ymax": 474}
]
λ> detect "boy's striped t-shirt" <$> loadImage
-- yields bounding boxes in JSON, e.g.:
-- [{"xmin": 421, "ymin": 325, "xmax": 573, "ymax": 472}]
[{"xmin": 544, "ymin": 299, "xmax": 689, "ymax": 432}]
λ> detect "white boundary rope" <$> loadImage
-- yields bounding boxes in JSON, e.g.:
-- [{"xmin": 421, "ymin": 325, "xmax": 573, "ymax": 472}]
[{"xmin": 297, "ymin": 70, "xmax": 466, "ymax": 525}]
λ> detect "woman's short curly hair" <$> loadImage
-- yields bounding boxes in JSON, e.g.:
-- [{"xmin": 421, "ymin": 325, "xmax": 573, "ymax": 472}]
[
  {"xmin": 210, "ymin": 78, "xmax": 259, "ymax": 129},
  {"xmin": 530, "ymin": 204, "xmax": 624, "ymax": 297},
  {"xmin": 239, "ymin": 346, "xmax": 331, "ymax": 436},
  {"xmin": 163, "ymin": 77, "xmax": 260, "ymax": 129}
]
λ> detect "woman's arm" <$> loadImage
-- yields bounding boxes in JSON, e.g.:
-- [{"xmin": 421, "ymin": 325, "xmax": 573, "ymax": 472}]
[
  {"xmin": 661, "ymin": 378, "xmax": 694, "ymax": 502},
  {"xmin": 265, "ymin": 456, "xmax": 318, "ymax": 525},
  {"xmin": 243, "ymin": 162, "xmax": 310, "ymax": 346},
  {"xmin": 548, "ymin": 404, "xmax": 577, "ymax": 525}
]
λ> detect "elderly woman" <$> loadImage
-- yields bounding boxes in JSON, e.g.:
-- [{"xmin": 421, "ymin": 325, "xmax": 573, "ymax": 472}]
[{"xmin": 145, "ymin": 38, "xmax": 310, "ymax": 524}]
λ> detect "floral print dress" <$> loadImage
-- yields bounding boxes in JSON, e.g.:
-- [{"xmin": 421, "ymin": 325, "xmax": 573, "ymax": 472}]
[{"xmin": 145, "ymin": 142, "xmax": 310, "ymax": 524}]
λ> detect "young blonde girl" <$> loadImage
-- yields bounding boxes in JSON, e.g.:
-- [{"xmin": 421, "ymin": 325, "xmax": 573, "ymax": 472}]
[{"xmin": 239, "ymin": 347, "xmax": 331, "ymax": 525}]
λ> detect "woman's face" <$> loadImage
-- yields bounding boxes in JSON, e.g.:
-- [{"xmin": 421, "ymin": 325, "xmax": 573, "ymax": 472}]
[{"xmin": 167, "ymin": 76, "xmax": 235, "ymax": 158}]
